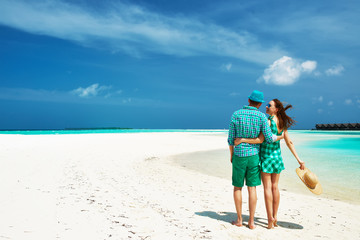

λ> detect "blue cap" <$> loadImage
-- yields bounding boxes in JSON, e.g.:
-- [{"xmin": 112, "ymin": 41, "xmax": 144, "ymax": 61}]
[{"xmin": 248, "ymin": 90, "xmax": 265, "ymax": 103}]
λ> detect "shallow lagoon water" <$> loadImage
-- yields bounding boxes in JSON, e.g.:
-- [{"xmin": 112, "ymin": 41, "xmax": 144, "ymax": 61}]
[{"xmin": 172, "ymin": 131, "xmax": 360, "ymax": 204}]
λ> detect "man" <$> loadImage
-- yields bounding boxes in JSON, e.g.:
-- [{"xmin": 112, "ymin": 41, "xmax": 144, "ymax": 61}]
[{"xmin": 228, "ymin": 90, "xmax": 281, "ymax": 229}]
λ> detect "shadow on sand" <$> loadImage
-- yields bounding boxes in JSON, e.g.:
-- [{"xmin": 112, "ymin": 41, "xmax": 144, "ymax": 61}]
[{"xmin": 195, "ymin": 211, "xmax": 303, "ymax": 230}]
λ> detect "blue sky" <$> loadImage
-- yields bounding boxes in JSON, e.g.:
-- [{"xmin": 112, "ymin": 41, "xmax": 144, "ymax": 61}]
[{"xmin": 0, "ymin": 0, "xmax": 359, "ymax": 129}]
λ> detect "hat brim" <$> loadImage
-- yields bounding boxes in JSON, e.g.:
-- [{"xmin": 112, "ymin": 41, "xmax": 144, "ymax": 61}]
[
  {"xmin": 296, "ymin": 167, "xmax": 322, "ymax": 195},
  {"xmin": 248, "ymin": 96, "xmax": 265, "ymax": 103}
]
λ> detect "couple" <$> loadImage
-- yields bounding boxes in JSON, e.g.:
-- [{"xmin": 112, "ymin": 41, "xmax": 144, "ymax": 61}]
[{"xmin": 227, "ymin": 90, "xmax": 305, "ymax": 229}]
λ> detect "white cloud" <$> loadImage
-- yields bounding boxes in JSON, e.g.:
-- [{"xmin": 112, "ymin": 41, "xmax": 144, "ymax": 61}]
[
  {"xmin": 301, "ymin": 61, "xmax": 317, "ymax": 72},
  {"xmin": 221, "ymin": 63, "xmax": 232, "ymax": 72},
  {"xmin": 229, "ymin": 92, "xmax": 240, "ymax": 97},
  {"xmin": 0, "ymin": 87, "xmax": 158, "ymax": 106},
  {"xmin": 71, "ymin": 83, "xmax": 112, "ymax": 98},
  {"xmin": 226, "ymin": 63, "xmax": 232, "ymax": 71},
  {"xmin": 325, "ymin": 65, "xmax": 345, "ymax": 76},
  {"xmin": 317, "ymin": 109, "xmax": 323, "ymax": 114},
  {"xmin": 328, "ymin": 101, "xmax": 334, "ymax": 106},
  {"xmin": 258, "ymin": 56, "xmax": 317, "ymax": 86},
  {"xmin": 345, "ymin": 99, "xmax": 353, "ymax": 105},
  {"xmin": 122, "ymin": 98, "xmax": 132, "ymax": 104},
  {"xmin": 312, "ymin": 96, "xmax": 324, "ymax": 104},
  {"xmin": 0, "ymin": 0, "xmax": 286, "ymax": 65}
]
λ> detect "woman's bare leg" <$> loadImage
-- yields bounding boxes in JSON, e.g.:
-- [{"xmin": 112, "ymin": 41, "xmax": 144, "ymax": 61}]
[
  {"xmin": 271, "ymin": 173, "xmax": 281, "ymax": 227},
  {"xmin": 262, "ymin": 172, "xmax": 274, "ymax": 229}
]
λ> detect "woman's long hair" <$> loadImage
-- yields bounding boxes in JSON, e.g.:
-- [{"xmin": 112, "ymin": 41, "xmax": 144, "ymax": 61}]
[{"xmin": 273, "ymin": 99, "xmax": 295, "ymax": 130}]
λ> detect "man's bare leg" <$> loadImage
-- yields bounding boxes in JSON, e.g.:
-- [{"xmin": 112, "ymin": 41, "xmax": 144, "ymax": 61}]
[
  {"xmin": 247, "ymin": 186, "xmax": 257, "ymax": 229},
  {"xmin": 232, "ymin": 186, "xmax": 243, "ymax": 226}
]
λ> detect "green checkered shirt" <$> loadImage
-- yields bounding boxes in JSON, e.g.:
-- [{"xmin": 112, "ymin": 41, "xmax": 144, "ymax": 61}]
[
  {"xmin": 228, "ymin": 105, "xmax": 277, "ymax": 157},
  {"xmin": 260, "ymin": 116, "xmax": 285, "ymax": 173}
]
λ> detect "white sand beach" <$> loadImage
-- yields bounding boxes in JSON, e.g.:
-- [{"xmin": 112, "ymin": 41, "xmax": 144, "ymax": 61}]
[{"xmin": 0, "ymin": 132, "xmax": 359, "ymax": 239}]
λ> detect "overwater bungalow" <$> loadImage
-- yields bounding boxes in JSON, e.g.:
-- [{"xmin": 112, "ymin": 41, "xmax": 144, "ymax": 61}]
[{"xmin": 315, "ymin": 123, "xmax": 360, "ymax": 130}]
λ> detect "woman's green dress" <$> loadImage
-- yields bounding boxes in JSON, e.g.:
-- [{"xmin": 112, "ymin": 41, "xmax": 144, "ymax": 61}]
[{"xmin": 260, "ymin": 116, "xmax": 285, "ymax": 174}]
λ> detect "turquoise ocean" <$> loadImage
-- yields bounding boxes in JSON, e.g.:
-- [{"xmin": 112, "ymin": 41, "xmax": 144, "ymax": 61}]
[
  {"xmin": 1, "ymin": 129, "xmax": 359, "ymax": 203},
  {"xmin": 0, "ymin": 129, "xmax": 225, "ymax": 135}
]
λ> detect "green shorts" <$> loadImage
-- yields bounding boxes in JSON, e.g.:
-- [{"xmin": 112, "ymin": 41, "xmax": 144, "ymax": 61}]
[{"xmin": 232, "ymin": 154, "xmax": 261, "ymax": 187}]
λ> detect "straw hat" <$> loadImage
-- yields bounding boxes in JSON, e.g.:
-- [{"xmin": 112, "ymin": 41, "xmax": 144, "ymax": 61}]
[{"xmin": 296, "ymin": 167, "xmax": 322, "ymax": 195}]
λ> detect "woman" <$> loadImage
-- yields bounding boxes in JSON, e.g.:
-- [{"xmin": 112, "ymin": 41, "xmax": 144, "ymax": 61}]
[{"xmin": 234, "ymin": 99, "xmax": 305, "ymax": 229}]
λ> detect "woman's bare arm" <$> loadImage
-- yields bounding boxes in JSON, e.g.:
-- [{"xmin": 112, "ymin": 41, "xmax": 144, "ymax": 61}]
[
  {"xmin": 284, "ymin": 129, "xmax": 305, "ymax": 170},
  {"xmin": 234, "ymin": 132, "xmax": 265, "ymax": 145},
  {"xmin": 234, "ymin": 131, "xmax": 284, "ymax": 146}
]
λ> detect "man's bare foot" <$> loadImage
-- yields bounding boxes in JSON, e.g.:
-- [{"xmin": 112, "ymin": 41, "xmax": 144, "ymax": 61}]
[
  {"xmin": 231, "ymin": 220, "xmax": 243, "ymax": 227},
  {"xmin": 246, "ymin": 222, "xmax": 256, "ymax": 230},
  {"xmin": 267, "ymin": 224, "xmax": 274, "ymax": 229},
  {"xmin": 247, "ymin": 224, "xmax": 256, "ymax": 230}
]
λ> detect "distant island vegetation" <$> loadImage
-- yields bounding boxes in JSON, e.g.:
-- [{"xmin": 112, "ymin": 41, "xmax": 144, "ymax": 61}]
[
  {"xmin": 65, "ymin": 127, "xmax": 133, "ymax": 130},
  {"xmin": 315, "ymin": 123, "xmax": 360, "ymax": 130}
]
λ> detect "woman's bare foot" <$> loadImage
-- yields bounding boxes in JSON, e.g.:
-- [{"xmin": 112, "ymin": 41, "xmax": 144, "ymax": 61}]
[
  {"xmin": 267, "ymin": 218, "xmax": 275, "ymax": 229},
  {"xmin": 274, "ymin": 218, "xmax": 278, "ymax": 227}
]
